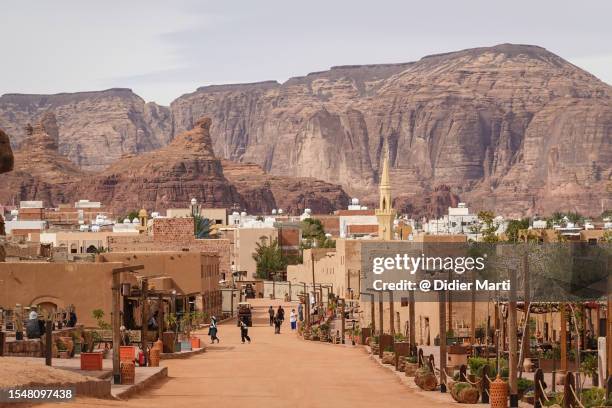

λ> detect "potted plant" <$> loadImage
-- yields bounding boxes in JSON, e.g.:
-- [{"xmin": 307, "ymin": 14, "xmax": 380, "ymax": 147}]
[
  {"xmin": 404, "ymin": 355, "xmax": 418, "ymax": 376},
  {"xmin": 382, "ymin": 346, "xmax": 395, "ymax": 365}
]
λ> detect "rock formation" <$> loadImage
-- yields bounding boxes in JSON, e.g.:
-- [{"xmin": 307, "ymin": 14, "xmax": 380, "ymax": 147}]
[
  {"xmin": 0, "ymin": 88, "xmax": 171, "ymax": 171},
  {"xmin": 0, "ymin": 127, "xmax": 13, "ymax": 174},
  {"xmin": 1, "ymin": 44, "xmax": 610, "ymax": 217},
  {"xmin": 0, "ymin": 115, "xmax": 348, "ymax": 215},
  {"xmin": 170, "ymin": 44, "xmax": 611, "ymax": 217}
]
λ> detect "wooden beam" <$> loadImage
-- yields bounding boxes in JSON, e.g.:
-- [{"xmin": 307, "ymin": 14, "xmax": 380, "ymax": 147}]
[{"xmin": 112, "ymin": 264, "xmax": 144, "ymax": 274}]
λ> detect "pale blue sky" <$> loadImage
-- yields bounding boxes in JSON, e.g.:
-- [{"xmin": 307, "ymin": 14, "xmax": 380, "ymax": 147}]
[{"xmin": 2, "ymin": 0, "xmax": 611, "ymax": 105}]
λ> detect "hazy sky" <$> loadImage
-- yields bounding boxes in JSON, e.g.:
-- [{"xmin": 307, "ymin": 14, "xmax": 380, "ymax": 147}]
[{"xmin": 2, "ymin": 0, "xmax": 611, "ymax": 105}]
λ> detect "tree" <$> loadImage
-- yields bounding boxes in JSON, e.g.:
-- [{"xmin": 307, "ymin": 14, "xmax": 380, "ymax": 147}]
[
  {"xmin": 117, "ymin": 210, "xmax": 139, "ymax": 223},
  {"xmin": 194, "ymin": 216, "xmax": 212, "ymax": 238},
  {"xmin": 505, "ymin": 218, "xmax": 530, "ymax": 243},
  {"xmin": 252, "ymin": 236, "xmax": 287, "ymax": 280},
  {"xmin": 477, "ymin": 210, "xmax": 498, "ymax": 243},
  {"xmin": 300, "ymin": 218, "xmax": 335, "ymax": 249}
]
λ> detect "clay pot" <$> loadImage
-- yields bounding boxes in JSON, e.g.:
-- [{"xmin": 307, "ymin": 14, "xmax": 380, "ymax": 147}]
[
  {"xmin": 149, "ymin": 348, "xmax": 161, "ymax": 367},
  {"xmin": 414, "ymin": 367, "xmax": 438, "ymax": 391},
  {"xmin": 404, "ymin": 362, "xmax": 418, "ymax": 376},
  {"xmin": 382, "ymin": 351, "xmax": 395, "ymax": 365}
]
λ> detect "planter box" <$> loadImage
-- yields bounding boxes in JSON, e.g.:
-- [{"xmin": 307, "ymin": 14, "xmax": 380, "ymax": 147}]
[
  {"xmin": 80, "ymin": 352, "xmax": 103, "ymax": 371},
  {"xmin": 119, "ymin": 346, "xmax": 136, "ymax": 362},
  {"xmin": 180, "ymin": 340, "xmax": 192, "ymax": 351}
]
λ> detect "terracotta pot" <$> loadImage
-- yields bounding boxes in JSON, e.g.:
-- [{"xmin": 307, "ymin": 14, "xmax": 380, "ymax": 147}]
[
  {"xmin": 149, "ymin": 348, "xmax": 161, "ymax": 367},
  {"xmin": 190, "ymin": 337, "xmax": 201, "ymax": 349},
  {"xmin": 120, "ymin": 361, "xmax": 135, "ymax": 385}
]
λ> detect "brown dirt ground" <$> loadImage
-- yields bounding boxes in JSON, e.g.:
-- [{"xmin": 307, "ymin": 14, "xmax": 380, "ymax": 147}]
[{"xmin": 35, "ymin": 299, "xmax": 456, "ymax": 408}]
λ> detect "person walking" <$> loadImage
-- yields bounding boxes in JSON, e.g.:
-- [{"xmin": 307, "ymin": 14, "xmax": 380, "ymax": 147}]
[
  {"xmin": 274, "ymin": 314, "xmax": 282, "ymax": 334},
  {"xmin": 208, "ymin": 316, "xmax": 220, "ymax": 343},
  {"xmin": 268, "ymin": 306, "xmax": 275, "ymax": 326},
  {"xmin": 290, "ymin": 309, "xmax": 297, "ymax": 331},
  {"xmin": 277, "ymin": 305, "xmax": 285, "ymax": 322},
  {"xmin": 239, "ymin": 318, "xmax": 251, "ymax": 343}
]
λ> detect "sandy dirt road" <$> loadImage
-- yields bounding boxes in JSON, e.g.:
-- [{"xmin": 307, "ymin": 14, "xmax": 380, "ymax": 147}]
[{"xmin": 38, "ymin": 299, "xmax": 455, "ymax": 408}]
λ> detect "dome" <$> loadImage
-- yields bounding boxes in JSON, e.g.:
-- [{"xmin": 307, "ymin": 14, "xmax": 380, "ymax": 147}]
[
  {"xmin": 271, "ymin": 209, "xmax": 277, "ymax": 215},
  {"xmin": 305, "ymin": 208, "xmax": 311, "ymax": 214},
  {"xmin": 278, "ymin": 209, "xmax": 283, "ymax": 214},
  {"xmin": 132, "ymin": 218, "xmax": 140, "ymax": 224},
  {"xmin": 240, "ymin": 211, "xmax": 247, "ymax": 217},
  {"xmin": 232, "ymin": 211, "xmax": 239, "ymax": 216},
  {"xmin": 123, "ymin": 218, "xmax": 131, "ymax": 224},
  {"xmin": 151, "ymin": 212, "xmax": 160, "ymax": 218},
  {"xmin": 351, "ymin": 198, "xmax": 359, "ymax": 205},
  {"xmin": 190, "ymin": 198, "xmax": 197, "ymax": 206}
]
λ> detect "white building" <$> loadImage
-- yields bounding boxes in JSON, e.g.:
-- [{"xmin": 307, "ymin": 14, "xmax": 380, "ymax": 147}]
[{"xmin": 423, "ymin": 203, "xmax": 478, "ymax": 237}]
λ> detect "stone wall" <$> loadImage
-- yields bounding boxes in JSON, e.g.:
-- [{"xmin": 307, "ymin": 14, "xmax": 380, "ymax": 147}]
[{"xmin": 107, "ymin": 233, "xmax": 231, "ymax": 278}]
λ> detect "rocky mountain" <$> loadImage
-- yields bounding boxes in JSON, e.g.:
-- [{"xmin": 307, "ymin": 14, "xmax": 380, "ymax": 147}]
[
  {"xmin": 0, "ymin": 128, "xmax": 12, "ymax": 174},
  {"xmin": 0, "ymin": 115, "xmax": 349, "ymax": 214},
  {"xmin": 171, "ymin": 44, "xmax": 611, "ymax": 217},
  {"xmin": 1, "ymin": 44, "xmax": 610, "ymax": 217},
  {"xmin": 0, "ymin": 88, "xmax": 171, "ymax": 171}
]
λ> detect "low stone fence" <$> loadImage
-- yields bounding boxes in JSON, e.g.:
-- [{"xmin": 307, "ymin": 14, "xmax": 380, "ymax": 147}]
[{"xmin": 2, "ymin": 326, "xmax": 83, "ymax": 357}]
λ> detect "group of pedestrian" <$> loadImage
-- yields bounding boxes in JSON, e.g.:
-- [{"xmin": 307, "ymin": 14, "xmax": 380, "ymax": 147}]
[
  {"xmin": 268, "ymin": 305, "xmax": 297, "ymax": 334},
  {"xmin": 206, "ymin": 304, "xmax": 299, "ymax": 345}
]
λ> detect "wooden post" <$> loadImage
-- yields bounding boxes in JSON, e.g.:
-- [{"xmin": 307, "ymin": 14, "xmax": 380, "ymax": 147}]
[
  {"xmin": 140, "ymin": 278, "xmax": 148, "ymax": 366},
  {"xmin": 0, "ymin": 331, "xmax": 4, "ymax": 357},
  {"xmin": 470, "ymin": 285, "xmax": 476, "ymax": 345},
  {"xmin": 560, "ymin": 303, "xmax": 568, "ymax": 373},
  {"xmin": 111, "ymin": 265, "xmax": 143, "ymax": 385},
  {"xmin": 388, "ymin": 290, "xmax": 395, "ymax": 336},
  {"xmin": 341, "ymin": 298, "xmax": 346, "ymax": 344},
  {"xmin": 378, "ymin": 291, "xmax": 384, "ymax": 335},
  {"xmin": 371, "ymin": 295, "xmax": 376, "ymax": 335},
  {"xmin": 439, "ymin": 289, "xmax": 447, "ymax": 393},
  {"xmin": 607, "ymin": 276, "xmax": 612, "ymax": 397},
  {"xmin": 533, "ymin": 368, "xmax": 544, "ymax": 408},
  {"xmin": 112, "ymin": 269, "xmax": 122, "ymax": 384},
  {"xmin": 158, "ymin": 294, "xmax": 164, "ymax": 341},
  {"xmin": 563, "ymin": 372, "xmax": 575, "ymax": 408},
  {"xmin": 409, "ymin": 291, "xmax": 415, "ymax": 354},
  {"xmin": 508, "ymin": 267, "xmax": 519, "ymax": 407},
  {"xmin": 45, "ymin": 320, "xmax": 52, "ymax": 366},
  {"xmin": 520, "ymin": 251, "xmax": 530, "ymax": 376},
  {"xmin": 481, "ymin": 364, "xmax": 490, "ymax": 404},
  {"xmin": 459, "ymin": 364, "xmax": 467, "ymax": 382}
]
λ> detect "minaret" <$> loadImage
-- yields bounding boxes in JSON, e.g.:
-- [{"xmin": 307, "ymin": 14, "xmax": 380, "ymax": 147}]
[{"xmin": 376, "ymin": 146, "xmax": 396, "ymax": 240}]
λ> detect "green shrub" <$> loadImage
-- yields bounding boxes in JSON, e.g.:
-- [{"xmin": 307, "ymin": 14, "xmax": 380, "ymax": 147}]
[
  {"xmin": 580, "ymin": 388, "xmax": 606, "ymax": 408},
  {"xmin": 406, "ymin": 356, "xmax": 417, "ymax": 364},
  {"xmin": 517, "ymin": 378, "xmax": 534, "ymax": 395}
]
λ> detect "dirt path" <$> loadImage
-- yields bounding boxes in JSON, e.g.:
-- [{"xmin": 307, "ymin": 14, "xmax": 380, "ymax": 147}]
[{"xmin": 40, "ymin": 299, "xmax": 455, "ymax": 408}]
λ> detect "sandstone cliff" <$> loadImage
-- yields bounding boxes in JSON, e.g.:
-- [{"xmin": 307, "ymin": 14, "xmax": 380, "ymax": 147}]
[
  {"xmin": 0, "ymin": 128, "xmax": 13, "ymax": 174},
  {"xmin": 170, "ymin": 44, "xmax": 611, "ymax": 217},
  {"xmin": 0, "ymin": 116, "xmax": 349, "ymax": 215},
  {"xmin": 0, "ymin": 88, "xmax": 171, "ymax": 171},
  {"xmin": 1, "ymin": 44, "xmax": 610, "ymax": 217}
]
